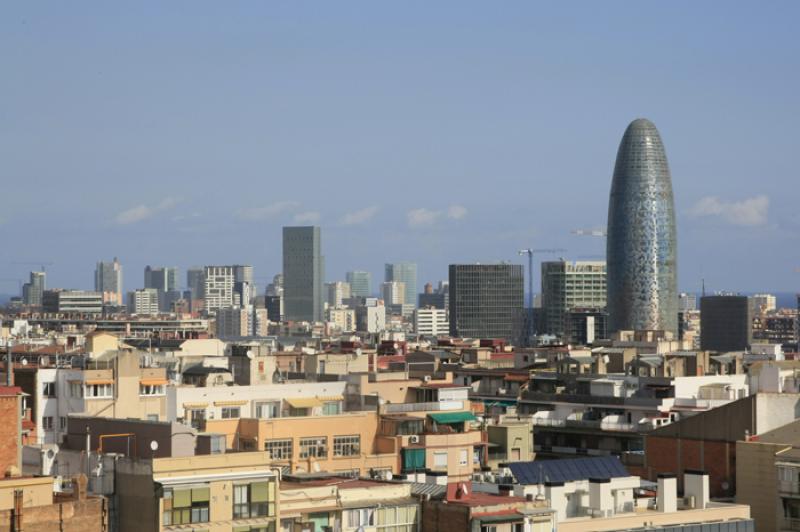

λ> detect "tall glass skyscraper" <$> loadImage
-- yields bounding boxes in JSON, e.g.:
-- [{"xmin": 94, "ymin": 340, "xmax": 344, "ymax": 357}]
[
  {"xmin": 283, "ymin": 226, "xmax": 324, "ymax": 322},
  {"xmin": 606, "ymin": 118, "xmax": 678, "ymax": 335},
  {"xmin": 385, "ymin": 262, "xmax": 417, "ymax": 309},
  {"xmin": 346, "ymin": 270, "xmax": 372, "ymax": 298}
]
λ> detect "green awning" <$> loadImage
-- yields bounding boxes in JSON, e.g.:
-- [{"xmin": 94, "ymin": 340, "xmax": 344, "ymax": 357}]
[{"xmin": 428, "ymin": 411, "xmax": 477, "ymax": 424}]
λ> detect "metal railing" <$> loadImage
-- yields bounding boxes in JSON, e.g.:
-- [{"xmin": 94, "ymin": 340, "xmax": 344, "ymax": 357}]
[{"xmin": 381, "ymin": 400, "xmax": 464, "ymax": 413}]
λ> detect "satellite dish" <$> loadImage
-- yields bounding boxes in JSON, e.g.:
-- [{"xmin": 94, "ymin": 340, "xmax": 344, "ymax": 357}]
[
  {"xmin": 150, "ymin": 440, "xmax": 159, "ymax": 451},
  {"xmin": 246, "ymin": 350, "xmax": 254, "ymax": 359},
  {"xmin": 20, "ymin": 358, "xmax": 28, "ymax": 366}
]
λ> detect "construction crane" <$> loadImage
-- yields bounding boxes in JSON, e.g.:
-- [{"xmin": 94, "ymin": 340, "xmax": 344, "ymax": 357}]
[{"xmin": 518, "ymin": 248, "xmax": 566, "ymax": 345}]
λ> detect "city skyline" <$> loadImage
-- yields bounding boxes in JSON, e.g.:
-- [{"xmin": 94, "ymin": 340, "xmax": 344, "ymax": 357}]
[{"xmin": 2, "ymin": 3, "xmax": 798, "ymax": 295}]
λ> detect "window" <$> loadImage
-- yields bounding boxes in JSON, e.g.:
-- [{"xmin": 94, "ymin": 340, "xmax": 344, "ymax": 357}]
[
  {"xmin": 333, "ymin": 435, "xmax": 360, "ymax": 457},
  {"xmin": 69, "ymin": 382, "xmax": 83, "ymax": 398},
  {"xmin": 147, "ymin": 414, "xmax": 159, "ymax": 422},
  {"xmin": 188, "ymin": 409, "xmax": 206, "ymax": 430},
  {"xmin": 221, "ymin": 407, "xmax": 240, "ymax": 419},
  {"xmin": 162, "ymin": 487, "xmax": 209, "ymax": 525},
  {"xmin": 85, "ymin": 383, "xmax": 113, "ymax": 398},
  {"xmin": 480, "ymin": 526, "xmax": 497, "ymax": 532},
  {"xmin": 459, "ymin": 449, "xmax": 468, "ymax": 466},
  {"xmin": 265, "ymin": 439, "xmax": 293, "ymax": 460},
  {"xmin": 42, "ymin": 416, "xmax": 54, "ymax": 430},
  {"xmin": 299, "ymin": 437, "xmax": 327, "ymax": 459},
  {"xmin": 322, "ymin": 401, "xmax": 341, "ymax": 415},
  {"xmin": 59, "ymin": 417, "xmax": 67, "ymax": 430},
  {"xmin": 335, "ymin": 468, "xmax": 360, "ymax": 478},
  {"xmin": 346, "ymin": 508, "xmax": 374, "ymax": 528},
  {"xmin": 377, "ymin": 505, "xmax": 418, "ymax": 531},
  {"xmin": 139, "ymin": 384, "xmax": 164, "ymax": 396},
  {"xmin": 255, "ymin": 401, "xmax": 280, "ymax": 419},
  {"xmin": 433, "ymin": 452, "xmax": 447, "ymax": 468},
  {"xmin": 233, "ymin": 481, "xmax": 276, "ymax": 519},
  {"xmin": 43, "ymin": 382, "xmax": 56, "ymax": 397}
]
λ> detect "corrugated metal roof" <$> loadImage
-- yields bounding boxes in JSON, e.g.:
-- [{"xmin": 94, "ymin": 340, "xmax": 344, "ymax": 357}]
[{"xmin": 508, "ymin": 456, "xmax": 629, "ymax": 485}]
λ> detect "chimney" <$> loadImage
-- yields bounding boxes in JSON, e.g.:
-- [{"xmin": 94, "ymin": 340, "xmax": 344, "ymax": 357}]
[
  {"xmin": 589, "ymin": 478, "xmax": 612, "ymax": 516},
  {"xmin": 545, "ymin": 481, "xmax": 568, "ymax": 521},
  {"xmin": 684, "ymin": 470, "xmax": 710, "ymax": 509},
  {"xmin": 657, "ymin": 473, "xmax": 677, "ymax": 513}
]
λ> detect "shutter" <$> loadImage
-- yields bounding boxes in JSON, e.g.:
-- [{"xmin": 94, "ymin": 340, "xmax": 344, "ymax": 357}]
[{"xmin": 250, "ymin": 481, "xmax": 270, "ymax": 502}]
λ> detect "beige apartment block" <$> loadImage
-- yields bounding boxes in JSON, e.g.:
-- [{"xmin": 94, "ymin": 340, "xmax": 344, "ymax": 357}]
[{"xmin": 117, "ymin": 451, "xmax": 279, "ymax": 532}]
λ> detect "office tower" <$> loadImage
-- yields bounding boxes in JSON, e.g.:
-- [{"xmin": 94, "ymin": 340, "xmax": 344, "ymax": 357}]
[
  {"xmin": 326, "ymin": 281, "xmax": 351, "ymax": 308},
  {"xmin": 234, "ymin": 281, "xmax": 253, "ymax": 307},
  {"xmin": 381, "ymin": 281, "xmax": 406, "ymax": 305},
  {"xmin": 187, "ymin": 267, "xmax": 206, "ymax": 300},
  {"xmin": 606, "ymin": 118, "xmax": 678, "ymax": 335},
  {"xmin": 22, "ymin": 271, "xmax": 46, "ymax": 306},
  {"xmin": 265, "ymin": 273, "xmax": 283, "ymax": 297},
  {"xmin": 564, "ymin": 308, "xmax": 608, "ymax": 345},
  {"xmin": 204, "ymin": 266, "xmax": 236, "ymax": 314},
  {"xmin": 42, "ymin": 289, "xmax": 103, "ymax": 314},
  {"xmin": 414, "ymin": 307, "xmax": 448, "ymax": 336},
  {"xmin": 283, "ymin": 226, "xmax": 324, "ymax": 322},
  {"xmin": 679, "ymin": 293, "xmax": 698, "ymax": 313},
  {"xmin": 128, "ymin": 288, "xmax": 160, "ymax": 315},
  {"xmin": 144, "ymin": 266, "xmax": 179, "ymax": 311},
  {"xmin": 95, "ymin": 257, "xmax": 123, "ymax": 305},
  {"xmin": 265, "ymin": 295, "xmax": 282, "ymax": 322},
  {"xmin": 215, "ymin": 307, "xmax": 252, "ymax": 337},
  {"xmin": 448, "ymin": 264, "xmax": 524, "ymax": 341},
  {"xmin": 540, "ymin": 260, "xmax": 607, "ymax": 337},
  {"xmin": 750, "ymin": 293, "xmax": 777, "ymax": 315},
  {"xmin": 700, "ymin": 295, "xmax": 752, "ymax": 352},
  {"xmin": 385, "ymin": 262, "xmax": 417, "ymax": 309},
  {"xmin": 418, "ymin": 292, "xmax": 447, "ymax": 310},
  {"xmin": 346, "ymin": 271, "xmax": 371, "ymax": 298}
]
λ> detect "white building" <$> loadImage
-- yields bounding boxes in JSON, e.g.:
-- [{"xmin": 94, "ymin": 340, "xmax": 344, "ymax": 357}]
[
  {"xmin": 326, "ymin": 307, "xmax": 356, "ymax": 332},
  {"xmin": 751, "ymin": 293, "xmax": 777, "ymax": 314},
  {"xmin": 381, "ymin": 281, "xmax": 405, "ymax": 305},
  {"xmin": 356, "ymin": 303, "xmax": 386, "ymax": 333},
  {"xmin": 128, "ymin": 288, "xmax": 160, "ymax": 315},
  {"xmin": 325, "ymin": 281, "xmax": 351, "ymax": 308},
  {"xmin": 414, "ymin": 307, "xmax": 448, "ymax": 336},
  {"xmin": 204, "ymin": 266, "xmax": 236, "ymax": 314}
]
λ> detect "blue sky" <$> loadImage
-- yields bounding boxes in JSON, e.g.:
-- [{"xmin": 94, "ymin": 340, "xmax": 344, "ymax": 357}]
[{"xmin": 1, "ymin": 2, "xmax": 798, "ymax": 296}]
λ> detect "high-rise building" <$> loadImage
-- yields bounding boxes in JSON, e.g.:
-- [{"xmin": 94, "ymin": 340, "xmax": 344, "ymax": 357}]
[
  {"xmin": 204, "ymin": 266, "xmax": 236, "ymax": 314},
  {"xmin": 700, "ymin": 295, "xmax": 752, "ymax": 352},
  {"xmin": 679, "ymin": 293, "xmax": 698, "ymax": 313},
  {"xmin": 128, "ymin": 288, "xmax": 160, "ymax": 315},
  {"xmin": 750, "ymin": 293, "xmax": 777, "ymax": 315},
  {"xmin": 95, "ymin": 257, "xmax": 123, "ymax": 305},
  {"xmin": 325, "ymin": 281, "xmax": 351, "ymax": 308},
  {"xmin": 381, "ymin": 281, "xmax": 406, "ymax": 306},
  {"xmin": 187, "ymin": 267, "xmax": 206, "ymax": 300},
  {"xmin": 448, "ymin": 264, "xmax": 524, "ymax": 341},
  {"xmin": 606, "ymin": 118, "xmax": 678, "ymax": 335},
  {"xmin": 42, "ymin": 289, "xmax": 103, "ymax": 314},
  {"xmin": 385, "ymin": 263, "xmax": 417, "ymax": 309},
  {"xmin": 283, "ymin": 226, "xmax": 324, "ymax": 322},
  {"xmin": 346, "ymin": 271, "xmax": 371, "ymax": 298},
  {"xmin": 21, "ymin": 271, "xmax": 46, "ymax": 306},
  {"xmin": 540, "ymin": 260, "xmax": 606, "ymax": 337},
  {"xmin": 144, "ymin": 266, "xmax": 179, "ymax": 311},
  {"xmin": 215, "ymin": 307, "xmax": 251, "ymax": 337}
]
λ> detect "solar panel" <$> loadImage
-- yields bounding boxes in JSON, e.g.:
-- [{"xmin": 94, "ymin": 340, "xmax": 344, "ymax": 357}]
[{"xmin": 508, "ymin": 456, "xmax": 629, "ymax": 485}]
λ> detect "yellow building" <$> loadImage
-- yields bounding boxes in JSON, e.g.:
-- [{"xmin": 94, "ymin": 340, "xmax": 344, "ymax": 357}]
[{"xmin": 116, "ymin": 451, "xmax": 279, "ymax": 532}]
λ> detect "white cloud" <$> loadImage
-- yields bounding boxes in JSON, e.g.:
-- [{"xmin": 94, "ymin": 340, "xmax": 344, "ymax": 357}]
[
  {"xmin": 447, "ymin": 205, "xmax": 468, "ymax": 220},
  {"xmin": 341, "ymin": 205, "xmax": 379, "ymax": 226},
  {"xmin": 407, "ymin": 208, "xmax": 442, "ymax": 227},
  {"xmin": 689, "ymin": 195, "xmax": 769, "ymax": 226},
  {"xmin": 293, "ymin": 211, "xmax": 321, "ymax": 224},
  {"xmin": 115, "ymin": 197, "xmax": 180, "ymax": 225},
  {"xmin": 236, "ymin": 201, "xmax": 300, "ymax": 221}
]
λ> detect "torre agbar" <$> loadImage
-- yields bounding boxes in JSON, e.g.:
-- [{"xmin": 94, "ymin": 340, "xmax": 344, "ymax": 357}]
[{"xmin": 606, "ymin": 118, "xmax": 678, "ymax": 335}]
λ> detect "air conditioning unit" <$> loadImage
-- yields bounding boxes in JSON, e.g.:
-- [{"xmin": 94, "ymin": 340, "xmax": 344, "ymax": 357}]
[
  {"xmin": 409, "ymin": 435, "xmax": 420, "ymax": 444},
  {"xmin": 423, "ymin": 376, "xmax": 432, "ymax": 383}
]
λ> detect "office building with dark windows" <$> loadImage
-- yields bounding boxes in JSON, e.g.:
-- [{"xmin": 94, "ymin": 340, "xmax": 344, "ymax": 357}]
[{"xmin": 448, "ymin": 263, "xmax": 523, "ymax": 341}]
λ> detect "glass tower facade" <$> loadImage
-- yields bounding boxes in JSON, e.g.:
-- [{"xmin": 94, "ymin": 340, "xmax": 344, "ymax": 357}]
[
  {"xmin": 283, "ymin": 226, "xmax": 324, "ymax": 322},
  {"xmin": 385, "ymin": 262, "xmax": 418, "ymax": 309},
  {"xmin": 606, "ymin": 118, "xmax": 678, "ymax": 335},
  {"xmin": 448, "ymin": 264, "xmax": 524, "ymax": 341}
]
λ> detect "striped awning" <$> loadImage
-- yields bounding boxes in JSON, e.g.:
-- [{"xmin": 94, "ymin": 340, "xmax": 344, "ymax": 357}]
[
  {"xmin": 183, "ymin": 402, "xmax": 209, "ymax": 409},
  {"xmin": 84, "ymin": 379, "xmax": 114, "ymax": 385},
  {"xmin": 317, "ymin": 395, "xmax": 344, "ymax": 402},
  {"xmin": 285, "ymin": 397, "xmax": 322, "ymax": 408},
  {"xmin": 214, "ymin": 400, "xmax": 247, "ymax": 407}
]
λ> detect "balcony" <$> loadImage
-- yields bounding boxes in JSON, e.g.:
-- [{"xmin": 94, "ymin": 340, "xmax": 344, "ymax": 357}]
[
  {"xmin": 782, "ymin": 517, "xmax": 800, "ymax": 531},
  {"xmin": 780, "ymin": 480, "xmax": 800, "ymax": 495}
]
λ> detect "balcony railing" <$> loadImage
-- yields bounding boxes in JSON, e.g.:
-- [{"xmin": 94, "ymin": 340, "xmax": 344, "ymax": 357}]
[
  {"xmin": 782, "ymin": 517, "xmax": 800, "ymax": 531},
  {"xmin": 381, "ymin": 400, "xmax": 464, "ymax": 414},
  {"xmin": 779, "ymin": 480, "xmax": 800, "ymax": 494}
]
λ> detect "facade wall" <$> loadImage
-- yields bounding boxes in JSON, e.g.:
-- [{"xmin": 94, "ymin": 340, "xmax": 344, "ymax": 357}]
[
  {"xmin": 645, "ymin": 436, "xmax": 735, "ymax": 497},
  {"xmin": 0, "ymin": 496, "xmax": 107, "ymax": 532},
  {"xmin": 735, "ymin": 440, "xmax": 786, "ymax": 532},
  {"xmin": 0, "ymin": 394, "xmax": 21, "ymax": 474}
]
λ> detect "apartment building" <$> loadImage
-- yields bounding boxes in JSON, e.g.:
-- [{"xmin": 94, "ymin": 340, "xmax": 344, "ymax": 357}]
[
  {"xmin": 414, "ymin": 307, "xmax": 448, "ymax": 336},
  {"xmin": 116, "ymin": 451, "xmax": 279, "ymax": 532}
]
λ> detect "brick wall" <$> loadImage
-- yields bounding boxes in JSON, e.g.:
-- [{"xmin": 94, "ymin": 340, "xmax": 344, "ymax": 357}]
[
  {"xmin": 0, "ymin": 497, "xmax": 107, "ymax": 532},
  {"xmin": 646, "ymin": 435, "xmax": 735, "ymax": 497},
  {"xmin": 0, "ymin": 395, "xmax": 20, "ymax": 475}
]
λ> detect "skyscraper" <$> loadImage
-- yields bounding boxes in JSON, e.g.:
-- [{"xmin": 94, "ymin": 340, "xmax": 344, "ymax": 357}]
[
  {"xmin": 606, "ymin": 118, "xmax": 678, "ymax": 335},
  {"xmin": 283, "ymin": 226, "xmax": 324, "ymax": 322},
  {"xmin": 448, "ymin": 264, "xmax": 524, "ymax": 341},
  {"xmin": 22, "ymin": 271, "xmax": 46, "ymax": 306},
  {"xmin": 187, "ymin": 267, "xmax": 205, "ymax": 299},
  {"xmin": 95, "ymin": 257, "xmax": 123, "ymax": 305},
  {"xmin": 144, "ymin": 266, "xmax": 180, "ymax": 311},
  {"xmin": 385, "ymin": 262, "xmax": 417, "ymax": 309},
  {"xmin": 346, "ymin": 271, "xmax": 371, "ymax": 298},
  {"xmin": 700, "ymin": 295, "xmax": 752, "ymax": 352}
]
